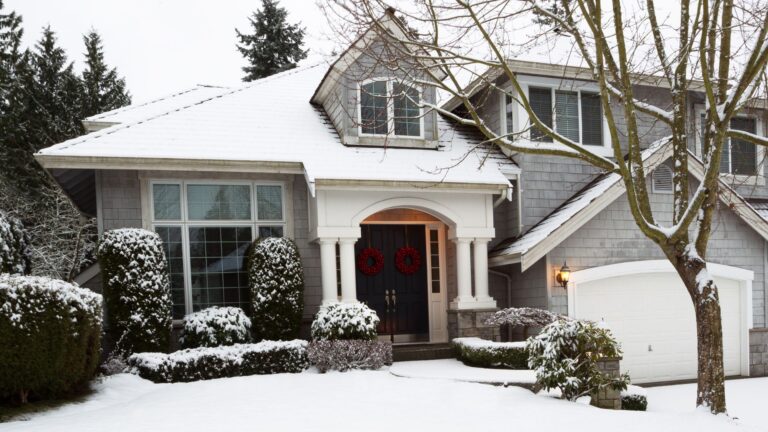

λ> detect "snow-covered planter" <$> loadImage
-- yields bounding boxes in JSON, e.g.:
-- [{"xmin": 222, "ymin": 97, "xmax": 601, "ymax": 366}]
[
  {"xmin": 311, "ymin": 302, "xmax": 380, "ymax": 341},
  {"xmin": 0, "ymin": 210, "xmax": 31, "ymax": 275},
  {"xmin": 98, "ymin": 228, "xmax": 172, "ymax": 356},
  {"xmin": 127, "ymin": 340, "xmax": 309, "ymax": 383},
  {"xmin": 248, "ymin": 237, "xmax": 304, "ymax": 341},
  {"xmin": 180, "ymin": 307, "xmax": 252, "ymax": 349},
  {"xmin": 621, "ymin": 385, "xmax": 648, "ymax": 411},
  {"xmin": 526, "ymin": 319, "xmax": 629, "ymax": 401},
  {"xmin": 0, "ymin": 274, "xmax": 102, "ymax": 403},
  {"xmin": 308, "ymin": 340, "xmax": 392, "ymax": 372},
  {"xmin": 452, "ymin": 337, "xmax": 528, "ymax": 369}
]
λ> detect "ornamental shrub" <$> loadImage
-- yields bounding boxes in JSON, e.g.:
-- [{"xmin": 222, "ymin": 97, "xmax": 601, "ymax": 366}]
[
  {"xmin": 526, "ymin": 319, "xmax": 629, "ymax": 401},
  {"xmin": 127, "ymin": 340, "xmax": 309, "ymax": 383},
  {"xmin": 180, "ymin": 306, "xmax": 252, "ymax": 349},
  {"xmin": 0, "ymin": 210, "xmax": 31, "ymax": 275},
  {"xmin": 0, "ymin": 275, "xmax": 102, "ymax": 404},
  {"xmin": 452, "ymin": 337, "xmax": 528, "ymax": 369},
  {"xmin": 621, "ymin": 385, "xmax": 648, "ymax": 411},
  {"xmin": 248, "ymin": 237, "xmax": 304, "ymax": 341},
  {"xmin": 98, "ymin": 228, "xmax": 172, "ymax": 356},
  {"xmin": 311, "ymin": 302, "xmax": 380, "ymax": 341},
  {"xmin": 308, "ymin": 340, "xmax": 392, "ymax": 373}
]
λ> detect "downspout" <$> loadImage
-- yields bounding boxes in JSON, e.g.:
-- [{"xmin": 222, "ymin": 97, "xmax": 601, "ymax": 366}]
[{"xmin": 488, "ymin": 268, "xmax": 512, "ymax": 309}]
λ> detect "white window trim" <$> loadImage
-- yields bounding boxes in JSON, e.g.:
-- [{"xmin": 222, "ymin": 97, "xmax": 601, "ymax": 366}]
[
  {"xmin": 693, "ymin": 105, "xmax": 765, "ymax": 185},
  {"xmin": 149, "ymin": 179, "xmax": 287, "ymax": 318},
  {"xmin": 504, "ymin": 75, "xmax": 613, "ymax": 157},
  {"xmin": 357, "ymin": 77, "xmax": 425, "ymax": 140}
]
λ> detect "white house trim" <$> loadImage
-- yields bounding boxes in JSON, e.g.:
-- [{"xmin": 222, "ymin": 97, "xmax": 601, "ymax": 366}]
[{"xmin": 568, "ymin": 259, "xmax": 753, "ymax": 378}]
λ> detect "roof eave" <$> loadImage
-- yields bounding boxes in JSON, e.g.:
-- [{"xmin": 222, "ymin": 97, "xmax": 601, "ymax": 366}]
[{"xmin": 35, "ymin": 154, "xmax": 305, "ymax": 174}]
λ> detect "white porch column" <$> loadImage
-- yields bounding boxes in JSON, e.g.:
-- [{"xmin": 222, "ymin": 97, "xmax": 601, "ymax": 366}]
[
  {"xmin": 473, "ymin": 238, "xmax": 496, "ymax": 308},
  {"xmin": 450, "ymin": 237, "xmax": 475, "ymax": 309},
  {"xmin": 319, "ymin": 239, "xmax": 339, "ymax": 306},
  {"xmin": 338, "ymin": 237, "xmax": 358, "ymax": 302}
]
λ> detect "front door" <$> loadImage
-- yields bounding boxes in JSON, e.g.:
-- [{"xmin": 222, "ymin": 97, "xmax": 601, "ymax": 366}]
[{"xmin": 355, "ymin": 224, "xmax": 429, "ymax": 343}]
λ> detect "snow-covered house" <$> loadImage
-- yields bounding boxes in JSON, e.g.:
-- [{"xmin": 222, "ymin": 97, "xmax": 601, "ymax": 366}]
[{"xmin": 37, "ymin": 16, "xmax": 768, "ymax": 384}]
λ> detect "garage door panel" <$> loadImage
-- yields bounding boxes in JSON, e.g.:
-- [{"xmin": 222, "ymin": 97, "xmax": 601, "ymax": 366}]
[{"xmin": 574, "ymin": 272, "xmax": 742, "ymax": 384}]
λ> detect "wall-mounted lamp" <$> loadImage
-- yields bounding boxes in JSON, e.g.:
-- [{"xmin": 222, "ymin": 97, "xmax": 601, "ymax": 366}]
[{"xmin": 556, "ymin": 261, "xmax": 571, "ymax": 288}]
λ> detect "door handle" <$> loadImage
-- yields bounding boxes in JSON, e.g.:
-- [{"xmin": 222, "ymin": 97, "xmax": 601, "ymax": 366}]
[
  {"xmin": 384, "ymin": 289, "xmax": 390, "ymax": 310},
  {"xmin": 391, "ymin": 290, "xmax": 396, "ymax": 311}
]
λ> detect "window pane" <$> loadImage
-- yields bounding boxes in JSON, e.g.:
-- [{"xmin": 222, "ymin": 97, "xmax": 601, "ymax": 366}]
[
  {"xmin": 360, "ymin": 81, "xmax": 388, "ymax": 135},
  {"xmin": 505, "ymin": 94, "xmax": 514, "ymax": 135},
  {"xmin": 258, "ymin": 225, "xmax": 284, "ymax": 238},
  {"xmin": 529, "ymin": 87, "xmax": 553, "ymax": 142},
  {"xmin": 580, "ymin": 92, "xmax": 603, "ymax": 146},
  {"xmin": 153, "ymin": 184, "xmax": 181, "ymax": 220},
  {"xmin": 188, "ymin": 226, "xmax": 252, "ymax": 313},
  {"xmin": 187, "ymin": 184, "xmax": 251, "ymax": 220},
  {"xmin": 730, "ymin": 117, "xmax": 758, "ymax": 175},
  {"xmin": 393, "ymin": 83, "xmax": 420, "ymax": 137},
  {"xmin": 256, "ymin": 185, "xmax": 283, "ymax": 220},
  {"xmin": 555, "ymin": 90, "xmax": 580, "ymax": 142},
  {"xmin": 156, "ymin": 226, "xmax": 186, "ymax": 319}
]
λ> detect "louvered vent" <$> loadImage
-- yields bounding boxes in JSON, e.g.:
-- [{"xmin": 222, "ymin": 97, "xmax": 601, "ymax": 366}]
[{"xmin": 652, "ymin": 165, "xmax": 673, "ymax": 193}]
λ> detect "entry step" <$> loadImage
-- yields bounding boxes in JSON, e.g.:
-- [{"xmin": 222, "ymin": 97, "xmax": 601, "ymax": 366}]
[{"xmin": 392, "ymin": 343, "xmax": 454, "ymax": 362}]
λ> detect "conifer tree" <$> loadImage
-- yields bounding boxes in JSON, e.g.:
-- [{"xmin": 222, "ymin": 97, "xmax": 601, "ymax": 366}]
[
  {"xmin": 236, "ymin": 0, "xmax": 307, "ymax": 81},
  {"xmin": 81, "ymin": 30, "xmax": 130, "ymax": 118}
]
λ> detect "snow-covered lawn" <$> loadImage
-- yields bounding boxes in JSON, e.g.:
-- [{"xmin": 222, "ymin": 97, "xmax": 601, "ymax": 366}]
[{"xmin": 3, "ymin": 370, "xmax": 765, "ymax": 432}]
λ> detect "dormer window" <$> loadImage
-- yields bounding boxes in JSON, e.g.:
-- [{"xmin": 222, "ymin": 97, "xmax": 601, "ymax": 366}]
[{"xmin": 359, "ymin": 79, "xmax": 422, "ymax": 138}]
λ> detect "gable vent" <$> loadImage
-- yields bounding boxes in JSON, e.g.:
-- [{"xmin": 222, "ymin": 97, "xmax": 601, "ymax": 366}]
[{"xmin": 652, "ymin": 164, "xmax": 673, "ymax": 193}]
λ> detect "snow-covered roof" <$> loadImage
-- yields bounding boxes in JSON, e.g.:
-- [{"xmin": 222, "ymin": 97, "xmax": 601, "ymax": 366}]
[
  {"xmin": 37, "ymin": 63, "xmax": 515, "ymax": 191},
  {"xmin": 747, "ymin": 199, "xmax": 768, "ymax": 221}
]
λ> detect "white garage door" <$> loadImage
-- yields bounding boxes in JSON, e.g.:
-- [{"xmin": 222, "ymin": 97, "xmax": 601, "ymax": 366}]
[{"xmin": 573, "ymin": 270, "xmax": 744, "ymax": 384}]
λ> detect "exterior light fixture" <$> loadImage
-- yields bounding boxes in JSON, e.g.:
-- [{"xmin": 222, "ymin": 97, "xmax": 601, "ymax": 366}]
[{"xmin": 556, "ymin": 261, "xmax": 571, "ymax": 288}]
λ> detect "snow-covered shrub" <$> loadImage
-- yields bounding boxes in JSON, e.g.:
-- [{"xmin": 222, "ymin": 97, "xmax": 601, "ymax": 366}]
[
  {"xmin": 311, "ymin": 302, "xmax": 380, "ymax": 341},
  {"xmin": 452, "ymin": 337, "xmax": 528, "ymax": 369},
  {"xmin": 248, "ymin": 237, "xmax": 304, "ymax": 341},
  {"xmin": 100, "ymin": 355, "xmax": 129, "ymax": 376},
  {"xmin": 527, "ymin": 319, "xmax": 629, "ymax": 401},
  {"xmin": 180, "ymin": 306, "xmax": 252, "ymax": 349},
  {"xmin": 98, "ymin": 228, "xmax": 172, "ymax": 356},
  {"xmin": 0, "ymin": 210, "xmax": 31, "ymax": 275},
  {"xmin": 127, "ymin": 340, "xmax": 309, "ymax": 383},
  {"xmin": 484, "ymin": 307, "xmax": 563, "ymax": 338},
  {"xmin": 0, "ymin": 274, "xmax": 102, "ymax": 403},
  {"xmin": 308, "ymin": 340, "xmax": 392, "ymax": 372},
  {"xmin": 621, "ymin": 385, "xmax": 648, "ymax": 411}
]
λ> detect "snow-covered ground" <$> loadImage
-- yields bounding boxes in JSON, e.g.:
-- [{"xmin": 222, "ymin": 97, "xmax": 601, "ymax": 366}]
[{"xmin": 3, "ymin": 370, "xmax": 765, "ymax": 432}]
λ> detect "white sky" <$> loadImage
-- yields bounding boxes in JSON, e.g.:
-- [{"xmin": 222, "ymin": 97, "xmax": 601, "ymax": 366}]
[{"xmin": 6, "ymin": 0, "xmax": 334, "ymax": 103}]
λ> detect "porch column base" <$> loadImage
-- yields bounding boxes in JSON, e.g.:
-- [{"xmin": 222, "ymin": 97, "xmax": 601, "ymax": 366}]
[{"xmin": 447, "ymin": 309, "xmax": 500, "ymax": 341}]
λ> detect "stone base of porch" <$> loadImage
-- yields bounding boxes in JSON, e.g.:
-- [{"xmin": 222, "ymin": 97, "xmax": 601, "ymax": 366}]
[{"xmin": 447, "ymin": 309, "xmax": 500, "ymax": 341}]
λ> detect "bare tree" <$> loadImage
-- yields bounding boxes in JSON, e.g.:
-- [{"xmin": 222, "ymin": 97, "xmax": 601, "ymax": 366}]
[{"xmin": 322, "ymin": 0, "xmax": 768, "ymax": 413}]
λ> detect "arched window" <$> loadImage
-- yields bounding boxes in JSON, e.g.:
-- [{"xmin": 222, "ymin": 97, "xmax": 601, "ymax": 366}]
[{"xmin": 652, "ymin": 164, "xmax": 673, "ymax": 193}]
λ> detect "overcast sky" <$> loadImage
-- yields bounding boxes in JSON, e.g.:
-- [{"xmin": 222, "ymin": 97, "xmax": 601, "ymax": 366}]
[{"xmin": 5, "ymin": 0, "xmax": 334, "ymax": 102}]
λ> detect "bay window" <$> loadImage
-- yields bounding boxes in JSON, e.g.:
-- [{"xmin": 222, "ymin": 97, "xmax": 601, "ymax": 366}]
[
  {"xmin": 151, "ymin": 181, "xmax": 286, "ymax": 319},
  {"xmin": 360, "ymin": 79, "xmax": 422, "ymax": 137}
]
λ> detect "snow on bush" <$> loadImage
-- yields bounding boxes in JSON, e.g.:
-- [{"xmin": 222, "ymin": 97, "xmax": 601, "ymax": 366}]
[
  {"xmin": 526, "ymin": 319, "xmax": 629, "ymax": 401},
  {"xmin": 180, "ymin": 306, "xmax": 252, "ymax": 349},
  {"xmin": 311, "ymin": 302, "xmax": 380, "ymax": 341},
  {"xmin": 0, "ymin": 274, "xmax": 102, "ymax": 403},
  {"xmin": 452, "ymin": 337, "xmax": 529, "ymax": 369},
  {"xmin": 127, "ymin": 340, "xmax": 309, "ymax": 383},
  {"xmin": 308, "ymin": 340, "xmax": 392, "ymax": 373},
  {"xmin": 98, "ymin": 228, "xmax": 172, "ymax": 356},
  {"xmin": 621, "ymin": 385, "xmax": 648, "ymax": 411},
  {"xmin": 0, "ymin": 210, "xmax": 31, "ymax": 275},
  {"xmin": 248, "ymin": 237, "xmax": 304, "ymax": 341},
  {"xmin": 484, "ymin": 307, "xmax": 563, "ymax": 338}
]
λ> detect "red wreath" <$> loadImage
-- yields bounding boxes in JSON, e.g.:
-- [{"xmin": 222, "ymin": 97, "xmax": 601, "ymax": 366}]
[
  {"xmin": 395, "ymin": 246, "xmax": 421, "ymax": 275},
  {"xmin": 357, "ymin": 247, "xmax": 384, "ymax": 276}
]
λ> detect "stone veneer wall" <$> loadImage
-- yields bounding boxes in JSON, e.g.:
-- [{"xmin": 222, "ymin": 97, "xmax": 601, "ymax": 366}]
[
  {"xmin": 593, "ymin": 358, "xmax": 622, "ymax": 410},
  {"xmin": 447, "ymin": 309, "xmax": 500, "ymax": 341},
  {"xmin": 750, "ymin": 328, "xmax": 768, "ymax": 376}
]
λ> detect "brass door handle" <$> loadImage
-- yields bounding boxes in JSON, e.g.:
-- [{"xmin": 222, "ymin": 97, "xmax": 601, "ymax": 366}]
[{"xmin": 385, "ymin": 289, "xmax": 390, "ymax": 309}]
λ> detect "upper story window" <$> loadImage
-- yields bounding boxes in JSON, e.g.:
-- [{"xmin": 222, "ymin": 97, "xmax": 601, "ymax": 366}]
[
  {"xmin": 528, "ymin": 87, "xmax": 603, "ymax": 146},
  {"xmin": 359, "ymin": 79, "xmax": 422, "ymax": 138},
  {"xmin": 697, "ymin": 111, "xmax": 763, "ymax": 178}
]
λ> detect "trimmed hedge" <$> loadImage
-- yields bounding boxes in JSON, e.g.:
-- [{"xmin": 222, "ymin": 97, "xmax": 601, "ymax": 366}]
[
  {"xmin": 0, "ymin": 210, "xmax": 31, "ymax": 275},
  {"xmin": 98, "ymin": 228, "xmax": 172, "ymax": 356},
  {"xmin": 180, "ymin": 306, "xmax": 252, "ymax": 349},
  {"xmin": 311, "ymin": 302, "xmax": 380, "ymax": 341},
  {"xmin": 452, "ymin": 337, "xmax": 528, "ymax": 369},
  {"xmin": 127, "ymin": 340, "xmax": 309, "ymax": 383},
  {"xmin": 248, "ymin": 237, "xmax": 304, "ymax": 341},
  {"xmin": 621, "ymin": 385, "xmax": 648, "ymax": 411},
  {"xmin": 0, "ymin": 275, "xmax": 102, "ymax": 403},
  {"xmin": 308, "ymin": 340, "xmax": 392, "ymax": 373}
]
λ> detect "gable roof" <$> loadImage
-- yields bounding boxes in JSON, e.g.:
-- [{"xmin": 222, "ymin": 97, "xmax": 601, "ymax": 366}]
[
  {"xmin": 489, "ymin": 140, "xmax": 768, "ymax": 270},
  {"xmin": 36, "ymin": 63, "xmax": 516, "ymax": 194}
]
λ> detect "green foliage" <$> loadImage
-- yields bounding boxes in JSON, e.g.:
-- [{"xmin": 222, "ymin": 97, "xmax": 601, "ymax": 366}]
[
  {"xmin": 527, "ymin": 319, "xmax": 629, "ymax": 401},
  {"xmin": 97, "ymin": 228, "xmax": 172, "ymax": 356},
  {"xmin": 0, "ymin": 274, "xmax": 102, "ymax": 404},
  {"xmin": 0, "ymin": 210, "xmax": 30, "ymax": 274},
  {"xmin": 248, "ymin": 237, "xmax": 304, "ymax": 341},
  {"xmin": 236, "ymin": 0, "xmax": 307, "ymax": 81},
  {"xmin": 621, "ymin": 393, "xmax": 648, "ymax": 411},
  {"xmin": 310, "ymin": 302, "xmax": 380, "ymax": 341},
  {"xmin": 180, "ymin": 306, "xmax": 252, "ymax": 349},
  {"xmin": 81, "ymin": 30, "xmax": 131, "ymax": 117},
  {"xmin": 452, "ymin": 338, "xmax": 528, "ymax": 369},
  {"xmin": 308, "ymin": 340, "xmax": 393, "ymax": 373}
]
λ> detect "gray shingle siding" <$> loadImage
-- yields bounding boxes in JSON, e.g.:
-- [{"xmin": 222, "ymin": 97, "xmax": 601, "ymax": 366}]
[{"xmin": 98, "ymin": 170, "xmax": 142, "ymax": 232}]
